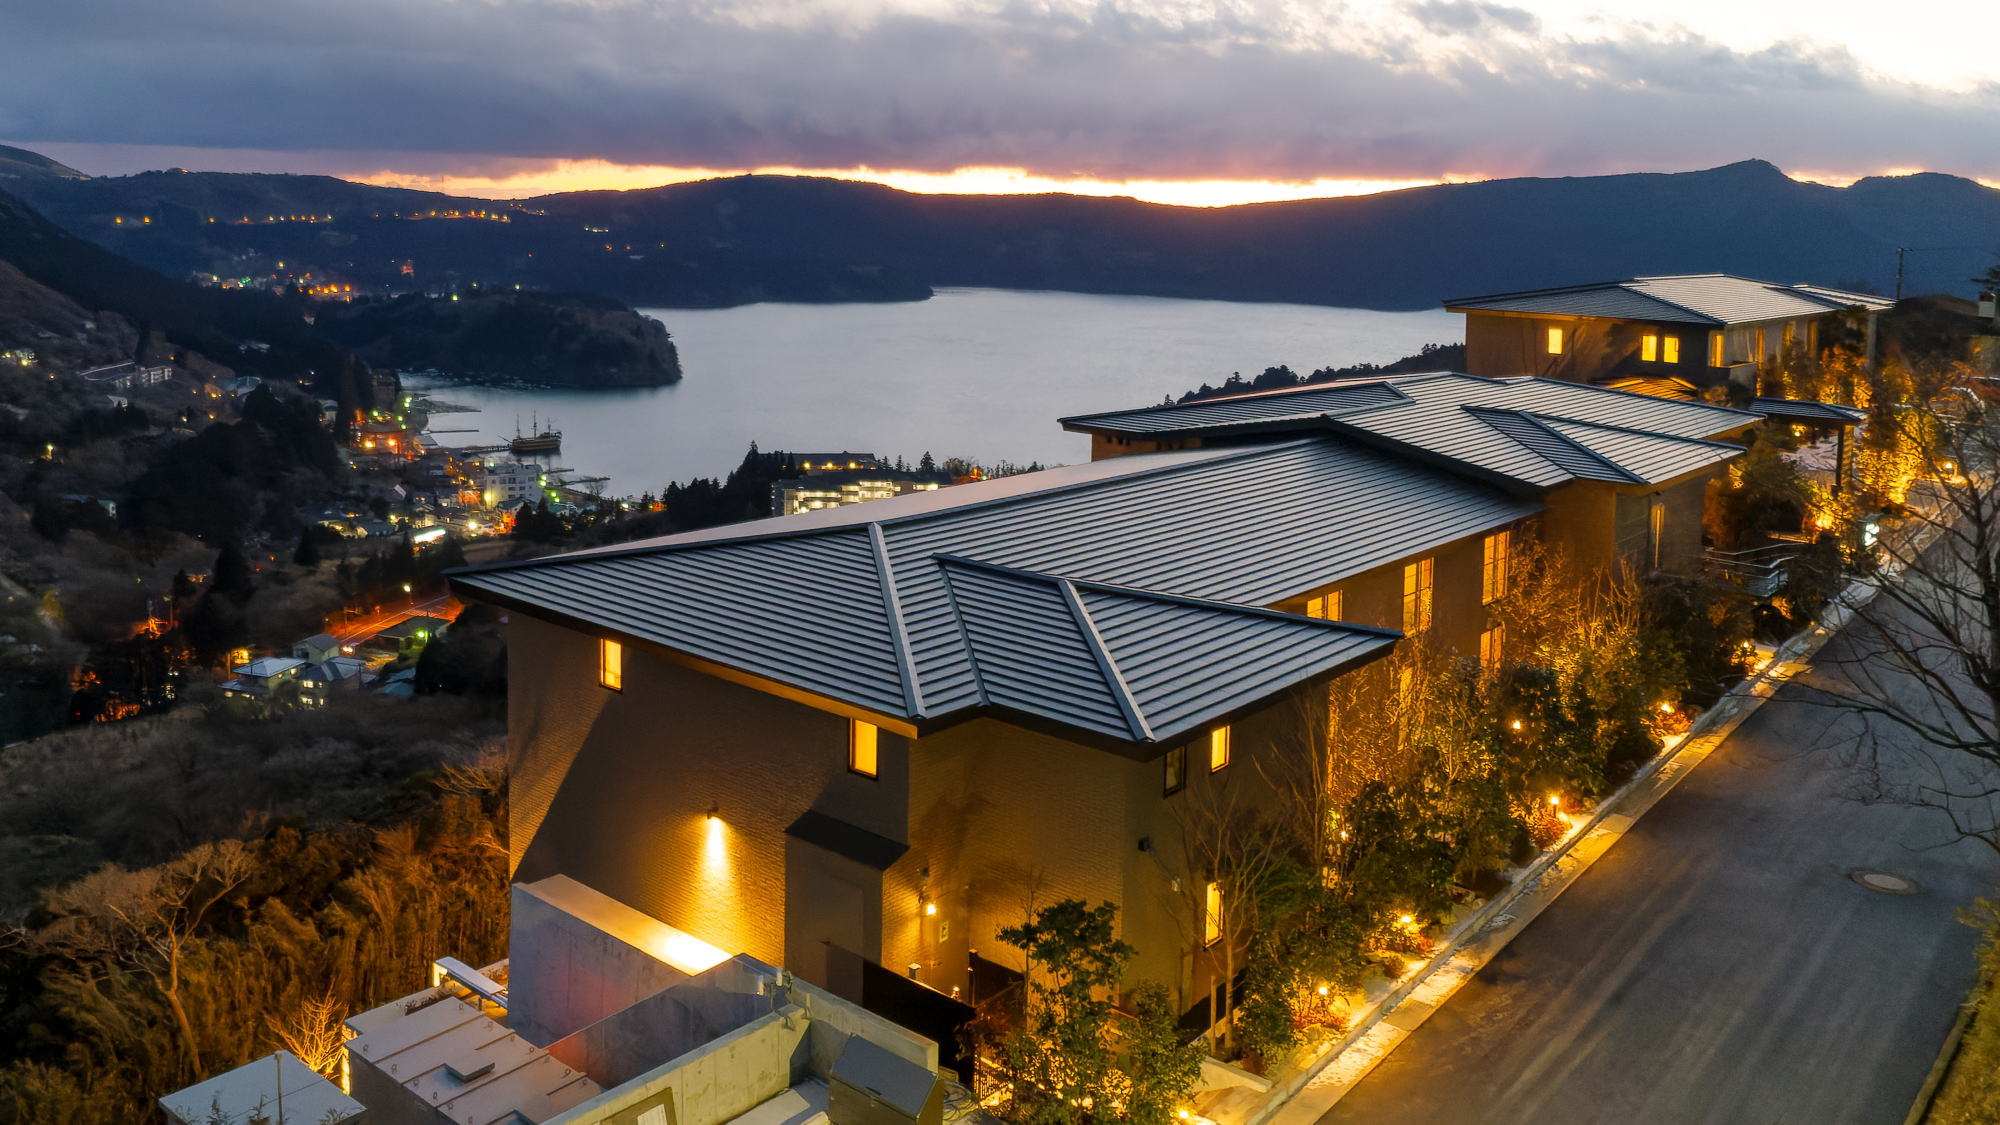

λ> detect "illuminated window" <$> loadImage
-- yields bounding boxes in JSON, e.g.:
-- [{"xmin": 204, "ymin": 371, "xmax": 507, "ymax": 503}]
[
  {"xmin": 1402, "ymin": 558, "xmax": 1434, "ymax": 633},
  {"xmin": 599, "ymin": 639, "xmax": 623, "ymax": 691},
  {"xmin": 1481, "ymin": 530, "xmax": 1511, "ymax": 604},
  {"xmin": 1306, "ymin": 595, "xmax": 1324, "ymax": 619},
  {"xmin": 1710, "ymin": 333, "xmax": 1726, "ymax": 368},
  {"xmin": 849, "ymin": 719, "xmax": 879, "ymax": 778},
  {"xmin": 1306, "ymin": 591, "xmax": 1344, "ymax": 621},
  {"xmin": 1209, "ymin": 726, "xmax": 1231, "ymax": 772},
  {"xmin": 1640, "ymin": 333, "xmax": 1659, "ymax": 362},
  {"xmin": 1649, "ymin": 497, "xmax": 1666, "ymax": 570},
  {"xmin": 1203, "ymin": 881, "xmax": 1223, "ymax": 946},
  {"xmin": 1479, "ymin": 624, "xmax": 1506, "ymax": 673},
  {"xmin": 1163, "ymin": 745, "xmax": 1186, "ymax": 795},
  {"xmin": 1662, "ymin": 335, "xmax": 1681, "ymax": 364},
  {"xmin": 1545, "ymin": 327, "xmax": 1564, "ymax": 355}
]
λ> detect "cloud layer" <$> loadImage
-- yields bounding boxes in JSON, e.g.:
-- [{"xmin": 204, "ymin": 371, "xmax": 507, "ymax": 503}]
[{"xmin": 4, "ymin": 0, "xmax": 1996, "ymax": 183}]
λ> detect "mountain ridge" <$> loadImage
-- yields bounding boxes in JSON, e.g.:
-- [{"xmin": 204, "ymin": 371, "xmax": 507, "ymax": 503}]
[{"xmin": 5, "ymin": 151, "xmax": 1995, "ymax": 309}]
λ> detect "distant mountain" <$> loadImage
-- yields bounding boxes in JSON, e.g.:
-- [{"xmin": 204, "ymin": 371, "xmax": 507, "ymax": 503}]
[
  {"xmin": 8, "ymin": 153, "xmax": 1999, "ymax": 310},
  {"xmin": 0, "ymin": 144, "xmax": 86, "ymax": 185}
]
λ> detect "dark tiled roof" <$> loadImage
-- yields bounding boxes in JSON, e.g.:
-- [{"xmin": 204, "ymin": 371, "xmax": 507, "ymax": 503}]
[
  {"xmin": 1749, "ymin": 397, "xmax": 1867, "ymax": 424},
  {"xmin": 1445, "ymin": 274, "xmax": 1895, "ymax": 325},
  {"xmin": 455, "ymin": 437, "xmax": 1525, "ymax": 745},
  {"xmin": 1063, "ymin": 373, "xmax": 1755, "ymax": 487}
]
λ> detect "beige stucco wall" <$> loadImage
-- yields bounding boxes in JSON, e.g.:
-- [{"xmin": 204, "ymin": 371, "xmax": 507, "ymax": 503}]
[{"xmin": 508, "ymin": 614, "xmax": 909, "ymax": 969}]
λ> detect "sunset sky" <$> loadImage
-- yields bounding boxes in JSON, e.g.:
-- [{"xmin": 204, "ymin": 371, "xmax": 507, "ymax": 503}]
[{"xmin": 5, "ymin": 0, "xmax": 1996, "ymax": 205}]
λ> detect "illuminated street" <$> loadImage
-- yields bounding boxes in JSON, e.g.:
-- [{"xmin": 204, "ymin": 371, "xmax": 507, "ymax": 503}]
[
  {"xmin": 328, "ymin": 593, "xmax": 458, "ymax": 647},
  {"xmin": 1318, "ymin": 617, "xmax": 1999, "ymax": 1125}
]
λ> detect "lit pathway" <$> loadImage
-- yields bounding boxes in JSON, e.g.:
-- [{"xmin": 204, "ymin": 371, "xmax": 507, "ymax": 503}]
[{"xmin": 1313, "ymin": 621, "xmax": 1996, "ymax": 1124}]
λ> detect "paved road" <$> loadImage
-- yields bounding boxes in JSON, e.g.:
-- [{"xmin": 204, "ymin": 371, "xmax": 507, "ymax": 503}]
[{"xmin": 1321, "ymin": 627, "xmax": 1998, "ymax": 1125}]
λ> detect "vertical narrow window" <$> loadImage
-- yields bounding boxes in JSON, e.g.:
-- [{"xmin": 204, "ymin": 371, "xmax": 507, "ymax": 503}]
[
  {"xmin": 1640, "ymin": 333, "xmax": 1659, "ymax": 362},
  {"xmin": 1402, "ymin": 558, "xmax": 1434, "ymax": 633},
  {"xmin": 1203, "ymin": 881, "xmax": 1223, "ymax": 946},
  {"xmin": 1649, "ymin": 497, "xmax": 1666, "ymax": 571},
  {"xmin": 848, "ymin": 719, "xmax": 879, "ymax": 778},
  {"xmin": 1710, "ymin": 332, "xmax": 1726, "ymax": 368},
  {"xmin": 1755, "ymin": 326, "xmax": 1767, "ymax": 359},
  {"xmin": 1305, "ymin": 595, "xmax": 1326, "ymax": 619},
  {"xmin": 1479, "ymin": 623, "xmax": 1506, "ymax": 674},
  {"xmin": 1662, "ymin": 335, "xmax": 1681, "ymax": 364},
  {"xmin": 598, "ymin": 638, "xmax": 623, "ymax": 691},
  {"xmin": 1481, "ymin": 530, "xmax": 1511, "ymax": 604},
  {"xmin": 1208, "ymin": 726, "xmax": 1231, "ymax": 773},
  {"xmin": 1163, "ymin": 745, "xmax": 1186, "ymax": 795},
  {"xmin": 1545, "ymin": 326, "xmax": 1564, "ymax": 355},
  {"xmin": 1325, "ymin": 590, "xmax": 1344, "ymax": 621}
]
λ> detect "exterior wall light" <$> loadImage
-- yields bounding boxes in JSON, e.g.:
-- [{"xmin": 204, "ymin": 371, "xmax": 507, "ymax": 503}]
[{"xmin": 923, "ymin": 902, "xmax": 938, "ymax": 916}]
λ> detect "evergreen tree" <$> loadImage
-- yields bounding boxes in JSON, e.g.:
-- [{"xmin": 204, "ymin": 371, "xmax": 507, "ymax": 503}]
[
  {"xmin": 1123, "ymin": 983, "xmax": 1204, "ymax": 1125},
  {"xmin": 211, "ymin": 542, "xmax": 254, "ymax": 603},
  {"xmin": 292, "ymin": 532, "xmax": 321, "ymax": 568}
]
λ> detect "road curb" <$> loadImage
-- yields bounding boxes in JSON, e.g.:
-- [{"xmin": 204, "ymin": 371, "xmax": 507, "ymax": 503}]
[
  {"xmin": 1903, "ymin": 976, "xmax": 1985, "ymax": 1125},
  {"xmin": 1245, "ymin": 562, "xmax": 1913, "ymax": 1125}
]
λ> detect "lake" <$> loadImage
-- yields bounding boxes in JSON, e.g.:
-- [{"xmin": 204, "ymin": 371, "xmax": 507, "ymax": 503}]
[{"xmin": 405, "ymin": 288, "xmax": 1461, "ymax": 493}]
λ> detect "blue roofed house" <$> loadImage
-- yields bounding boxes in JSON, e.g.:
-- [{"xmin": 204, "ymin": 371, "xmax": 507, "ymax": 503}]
[{"xmin": 450, "ymin": 372, "xmax": 1764, "ymax": 1042}]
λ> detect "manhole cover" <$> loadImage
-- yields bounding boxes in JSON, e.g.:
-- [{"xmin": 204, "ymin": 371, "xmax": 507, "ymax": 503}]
[{"xmin": 1851, "ymin": 870, "xmax": 1920, "ymax": 894}]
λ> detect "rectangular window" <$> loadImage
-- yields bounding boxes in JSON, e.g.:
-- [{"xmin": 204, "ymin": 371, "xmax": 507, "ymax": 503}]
[
  {"xmin": 599, "ymin": 639, "xmax": 623, "ymax": 691},
  {"xmin": 848, "ymin": 719, "xmax": 879, "ymax": 778},
  {"xmin": 1649, "ymin": 497, "xmax": 1666, "ymax": 571},
  {"xmin": 1203, "ymin": 880, "xmax": 1223, "ymax": 946},
  {"xmin": 1304, "ymin": 591, "xmax": 1343, "ymax": 620},
  {"xmin": 1208, "ymin": 726, "xmax": 1231, "ymax": 772},
  {"xmin": 1479, "ymin": 623, "xmax": 1506, "ymax": 673},
  {"xmin": 1481, "ymin": 530, "xmax": 1511, "ymax": 604},
  {"xmin": 1640, "ymin": 333, "xmax": 1658, "ymax": 362},
  {"xmin": 1402, "ymin": 558, "xmax": 1434, "ymax": 633},
  {"xmin": 1710, "ymin": 332, "xmax": 1726, "ymax": 368},
  {"xmin": 1545, "ymin": 326, "xmax": 1564, "ymax": 355},
  {"xmin": 1163, "ymin": 744, "xmax": 1186, "ymax": 795},
  {"xmin": 1662, "ymin": 335, "xmax": 1681, "ymax": 364}
]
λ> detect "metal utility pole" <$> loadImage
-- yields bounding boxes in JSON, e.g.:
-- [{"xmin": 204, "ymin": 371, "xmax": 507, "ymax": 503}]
[{"xmin": 1895, "ymin": 246, "xmax": 1909, "ymax": 301}]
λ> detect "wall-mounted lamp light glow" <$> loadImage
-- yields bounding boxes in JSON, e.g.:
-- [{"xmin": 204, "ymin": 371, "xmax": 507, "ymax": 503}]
[{"xmin": 924, "ymin": 902, "xmax": 938, "ymax": 916}]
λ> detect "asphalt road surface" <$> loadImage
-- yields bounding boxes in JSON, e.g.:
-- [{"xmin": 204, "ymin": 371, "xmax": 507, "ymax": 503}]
[{"xmin": 1321, "ymin": 625, "xmax": 1999, "ymax": 1125}]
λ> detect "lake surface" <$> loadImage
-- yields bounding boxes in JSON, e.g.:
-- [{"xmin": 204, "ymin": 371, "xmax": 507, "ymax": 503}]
[{"xmin": 406, "ymin": 288, "xmax": 1461, "ymax": 492}]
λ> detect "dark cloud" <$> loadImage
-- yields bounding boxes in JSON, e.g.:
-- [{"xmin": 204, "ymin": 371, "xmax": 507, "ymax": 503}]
[
  {"xmin": 1406, "ymin": 1, "xmax": 1541, "ymax": 35},
  {"xmin": 0, "ymin": 0, "xmax": 1995, "ymax": 182}
]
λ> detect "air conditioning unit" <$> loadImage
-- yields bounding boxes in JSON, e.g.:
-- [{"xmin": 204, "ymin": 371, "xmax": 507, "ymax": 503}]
[{"xmin": 827, "ymin": 1036, "xmax": 944, "ymax": 1125}]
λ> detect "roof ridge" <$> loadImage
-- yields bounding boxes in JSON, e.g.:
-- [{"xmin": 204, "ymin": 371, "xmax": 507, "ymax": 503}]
[
  {"xmin": 932, "ymin": 557, "xmax": 993, "ymax": 710},
  {"xmin": 1058, "ymin": 379, "xmax": 1408, "ymax": 424},
  {"xmin": 931, "ymin": 554, "xmax": 1403, "ymax": 636},
  {"xmin": 1055, "ymin": 577, "xmax": 1153, "ymax": 744},
  {"xmin": 1512, "ymin": 376, "xmax": 1764, "ymax": 420},
  {"xmin": 1526, "ymin": 410, "xmax": 1747, "ymax": 451},
  {"xmin": 1460, "ymin": 405, "xmax": 1642, "ymax": 483},
  {"xmin": 869, "ymin": 523, "xmax": 924, "ymax": 717},
  {"xmin": 449, "ymin": 442, "xmax": 1319, "ymax": 579},
  {"xmin": 1617, "ymin": 280, "xmax": 1727, "ymax": 325}
]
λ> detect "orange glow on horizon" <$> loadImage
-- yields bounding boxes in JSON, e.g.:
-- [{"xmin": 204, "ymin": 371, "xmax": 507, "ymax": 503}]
[{"xmin": 349, "ymin": 158, "xmax": 1473, "ymax": 208}]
